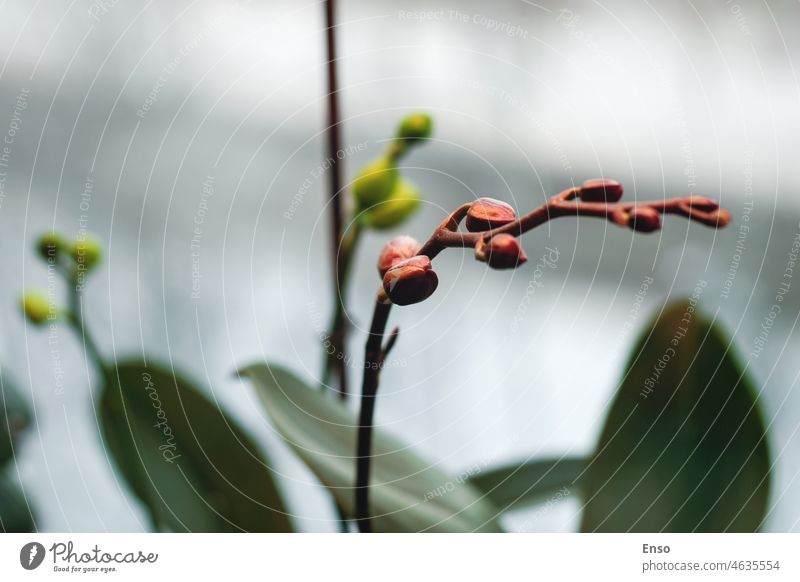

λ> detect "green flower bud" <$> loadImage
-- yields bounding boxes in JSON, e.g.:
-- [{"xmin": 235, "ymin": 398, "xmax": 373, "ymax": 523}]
[
  {"xmin": 36, "ymin": 232, "xmax": 67, "ymax": 262},
  {"xmin": 21, "ymin": 292, "xmax": 57, "ymax": 325},
  {"xmin": 365, "ymin": 181, "xmax": 421, "ymax": 230},
  {"xmin": 72, "ymin": 237, "xmax": 102, "ymax": 272},
  {"xmin": 352, "ymin": 157, "xmax": 398, "ymax": 208},
  {"xmin": 397, "ymin": 113, "xmax": 433, "ymax": 143}
]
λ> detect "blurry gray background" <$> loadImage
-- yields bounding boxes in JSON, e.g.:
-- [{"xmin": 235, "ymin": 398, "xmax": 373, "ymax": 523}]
[{"xmin": 1, "ymin": 0, "xmax": 799, "ymax": 531}]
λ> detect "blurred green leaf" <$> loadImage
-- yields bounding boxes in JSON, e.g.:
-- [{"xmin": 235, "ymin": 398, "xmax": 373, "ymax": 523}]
[
  {"xmin": 470, "ymin": 457, "xmax": 586, "ymax": 512},
  {"xmin": 238, "ymin": 363, "xmax": 501, "ymax": 532},
  {"xmin": 581, "ymin": 301, "xmax": 770, "ymax": 532},
  {"xmin": 0, "ymin": 470, "xmax": 35, "ymax": 532},
  {"xmin": 100, "ymin": 361, "xmax": 291, "ymax": 532},
  {"xmin": 0, "ymin": 372, "xmax": 30, "ymax": 466}
]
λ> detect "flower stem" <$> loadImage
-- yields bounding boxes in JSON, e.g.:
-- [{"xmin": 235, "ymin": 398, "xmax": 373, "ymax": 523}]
[
  {"xmin": 323, "ymin": 0, "xmax": 350, "ymax": 399},
  {"xmin": 322, "ymin": 0, "xmax": 356, "ymax": 531},
  {"xmin": 321, "ymin": 220, "xmax": 362, "ymax": 395},
  {"xmin": 66, "ymin": 274, "xmax": 108, "ymax": 382},
  {"xmin": 355, "ymin": 291, "xmax": 393, "ymax": 533}
]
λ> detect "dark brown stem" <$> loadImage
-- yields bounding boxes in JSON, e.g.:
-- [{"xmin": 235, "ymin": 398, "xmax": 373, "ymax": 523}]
[
  {"xmin": 324, "ymin": 0, "xmax": 348, "ymax": 399},
  {"xmin": 417, "ymin": 191, "xmax": 726, "ymax": 258},
  {"xmin": 322, "ymin": 221, "xmax": 362, "ymax": 394},
  {"xmin": 323, "ymin": 0, "xmax": 351, "ymax": 533},
  {"xmin": 355, "ymin": 290, "xmax": 393, "ymax": 533}
]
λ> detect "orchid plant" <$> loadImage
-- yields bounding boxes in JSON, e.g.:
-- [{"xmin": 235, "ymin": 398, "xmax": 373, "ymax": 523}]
[{"xmin": 9, "ymin": 1, "xmax": 771, "ymax": 535}]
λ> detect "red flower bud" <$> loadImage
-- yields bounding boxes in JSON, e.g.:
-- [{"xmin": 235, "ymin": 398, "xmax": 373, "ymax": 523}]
[
  {"xmin": 382, "ymin": 256, "xmax": 438, "ymax": 306},
  {"xmin": 691, "ymin": 208, "xmax": 732, "ymax": 228},
  {"xmin": 710, "ymin": 209, "xmax": 732, "ymax": 227},
  {"xmin": 627, "ymin": 207, "xmax": 662, "ymax": 233},
  {"xmin": 579, "ymin": 178, "xmax": 623, "ymax": 203},
  {"xmin": 685, "ymin": 195, "xmax": 719, "ymax": 212},
  {"xmin": 377, "ymin": 235, "xmax": 420, "ymax": 277},
  {"xmin": 474, "ymin": 234, "xmax": 528, "ymax": 269},
  {"xmin": 465, "ymin": 197, "xmax": 516, "ymax": 232}
]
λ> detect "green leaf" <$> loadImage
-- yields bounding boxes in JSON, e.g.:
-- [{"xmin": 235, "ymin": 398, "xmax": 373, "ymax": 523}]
[
  {"xmin": 0, "ymin": 470, "xmax": 35, "ymax": 532},
  {"xmin": 99, "ymin": 361, "xmax": 292, "ymax": 532},
  {"xmin": 0, "ymin": 372, "xmax": 30, "ymax": 466},
  {"xmin": 238, "ymin": 363, "xmax": 501, "ymax": 532},
  {"xmin": 581, "ymin": 301, "xmax": 770, "ymax": 532},
  {"xmin": 470, "ymin": 457, "xmax": 586, "ymax": 512}
]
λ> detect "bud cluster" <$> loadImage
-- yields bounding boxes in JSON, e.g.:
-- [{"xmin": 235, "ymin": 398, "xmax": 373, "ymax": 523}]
[
  {"xmin": 21, "ymin": 231, "xmax": 103, "ymax": 326},
  {"xmin": 375, "ymin": 177, "xmax": 732, "ymax": 307},
  {"xmin": 467, "ymin": 199, "xmax": 526, "ymax": 270},
  {"xmin": 35, "ymin": 231, "xmax": 103, "ymax": 273},
  {"xmin": 606, "ymin": 193, "xmax": 732, "ymax": 233},
  {"xmin": 351, "ymin": 113, "xmax": 433, "ymax": 231},
  {"xmin": 378, "ymin": 195, "xmax": 527, "ymax": 305}
]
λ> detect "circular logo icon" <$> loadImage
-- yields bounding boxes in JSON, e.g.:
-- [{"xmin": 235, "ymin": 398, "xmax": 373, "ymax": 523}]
[{"xmin": 20, "ymin": 542, "xmax": 45, "ymax": 570}]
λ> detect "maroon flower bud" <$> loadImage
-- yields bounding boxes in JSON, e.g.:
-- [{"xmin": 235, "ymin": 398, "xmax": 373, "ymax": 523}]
[
  {"xmin": 474, "ymin": 234, "xmax": 528, "ymax": 269},
  {"xmin": 382, "ymin": 256, "xmax": 438, "ymax": 306},
  {"xmin": 465, "ymin": 197, "xmax": 517, "ymax": 232},
  {"xmin": 377, "ymin": 235, "xmax": 420, "ymax": 277},
  {"xmin": 627, "ymin": 207, "xmax": 662, "ymax": 233},
  {"xmin": 579, "ymin": 178, "xmax": 623, "ymax": 203}
]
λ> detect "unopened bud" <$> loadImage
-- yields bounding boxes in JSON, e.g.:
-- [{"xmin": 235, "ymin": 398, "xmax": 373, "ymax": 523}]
[
  {"xmin": 710, "ymin": 209, "xmax": 732, "ymax": 227},
  {"xmin": 365, "ymin": 181, "xmax": 421, "ymax": 230},
  {"xmin": 465, "ymin": 197, "xmax": 517, "ymax": 232},
  {"xmin": 21, "ymin": 292, "xmax": 57, "ymax": 325},
  {"xmin": 382, "ymin": 255, "xmax": 438, "ymax": 306},
  {"xmin": 397, "ymin": 113, "xmax": 433, "ymax": 143},
  {"xmin": 36, "ymin": 232, "xmax": 67, "ymax": 262},
  {"xmin": 352, "ymin": 157, "xmax": 398, "ymax": 207},
  {"xmin": 378, "ymin": 235, "xmax": 420, "ymax": 277},
  {"xmin": 72, "ymin": 237, "xmax": 102, "ymax": 272},
  {"xmin": 475, "ymin": 234, "xmax": 528, "ymax": 269},
  {"xmin": 579, "ymin": 178, "xmax": 623, "ymax": 203},
  {"xmin": 627, "ymin": 207, "xmax": 662, "ymax": 233},
  {"xmin": 685, "ymin": 195, "xmax": 719, "ymax": 212},
  {"xmin": 693, "ymin": 208, "xmax": 732, "ymax": 227}
]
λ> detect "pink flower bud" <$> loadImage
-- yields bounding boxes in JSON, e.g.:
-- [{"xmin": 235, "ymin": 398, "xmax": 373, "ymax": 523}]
[
  {"xmin": 382, "ymin": 256, "xmax": 438, "ymax": 306},
  {"xmin": 627, "ymin": 207, "xmax": 662, "ymax": 233},
  {"xmin": 465, "ymin": 197, "xmax": 517, "ymax": 232},
  {"xmin": 377, "ymin": 235, "xmax": 420, "ymax": 277},
  {"xmin": 579, "ymin": 178, "xmax": 623, "ymax": 203},
  {"xmin": 474, "ymin": 234, "xmax": 528, "ymax": 269}
]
